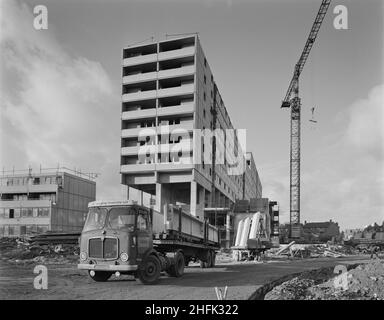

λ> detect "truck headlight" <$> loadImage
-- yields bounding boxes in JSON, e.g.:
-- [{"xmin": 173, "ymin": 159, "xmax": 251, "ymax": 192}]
[
  {"xmin": 120, "ymin": 252, "xmax": 128, "ymax": 262},
  {"xmin": 80, "ymin": 251, "xmax": 87, "ymax": 261}
]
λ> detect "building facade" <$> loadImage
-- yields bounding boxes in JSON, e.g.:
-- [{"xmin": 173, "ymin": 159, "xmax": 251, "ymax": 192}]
[
  {"xmin": 303, "ymin": 220, "xmax": 340, "ymax": 242},
  {"xmin": 0, "ymin": 168, "xmax": 96, "ymax": 237},
  {"xmin": 120, "ymin": 35, "xmax": 261, "ymax": 218}
]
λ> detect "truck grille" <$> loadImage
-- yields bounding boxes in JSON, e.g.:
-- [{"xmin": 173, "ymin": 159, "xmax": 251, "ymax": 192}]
[{"xmin": 89, "ymin": 238, "xmax": 118, "ymax": 259}]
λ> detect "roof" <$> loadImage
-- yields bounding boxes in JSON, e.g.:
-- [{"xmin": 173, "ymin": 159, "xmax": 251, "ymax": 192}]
[{"xmin": 88, "ymin": 200, "xmax": 139, "ymax": 208}]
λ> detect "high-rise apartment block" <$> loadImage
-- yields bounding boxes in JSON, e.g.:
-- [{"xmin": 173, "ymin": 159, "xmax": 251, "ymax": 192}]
[{"xmin": 120, "ymin": 35, "xmax": 261, "ymax": 217}]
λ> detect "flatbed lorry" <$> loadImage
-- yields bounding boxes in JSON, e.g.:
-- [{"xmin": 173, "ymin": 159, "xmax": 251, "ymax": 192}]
[{"xmin": 78, "ymin": 200, "xmax": 219, "ymax": 284}]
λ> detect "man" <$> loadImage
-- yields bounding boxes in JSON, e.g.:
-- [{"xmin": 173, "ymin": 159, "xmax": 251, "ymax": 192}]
[{"xmin": 370, "ymin": 246, "xmax": 380, "ymax": 259}]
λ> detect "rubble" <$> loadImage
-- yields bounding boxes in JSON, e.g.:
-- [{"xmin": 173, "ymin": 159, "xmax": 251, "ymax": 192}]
[
  {"xmin": 0, "ymin": 237, "xmax": 79, "ymax": 265},
  {"xmin": 264, "ymin": 259, "xmax": 384, "ymax": 300}
]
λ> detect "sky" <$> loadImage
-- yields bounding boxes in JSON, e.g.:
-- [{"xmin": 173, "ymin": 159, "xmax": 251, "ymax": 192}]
[{"xmin": 0, "ymin": 0, "xmax": 383, "ymax": 230}]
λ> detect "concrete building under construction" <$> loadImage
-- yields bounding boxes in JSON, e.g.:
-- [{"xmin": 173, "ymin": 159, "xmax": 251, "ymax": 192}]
[
  {"xmin": 120, "ymin": 35, "xmax": 262, "ymax": 222},
  {"xmin": 0, "ymin": 168, "xmax": 96, "ymax": 237}
]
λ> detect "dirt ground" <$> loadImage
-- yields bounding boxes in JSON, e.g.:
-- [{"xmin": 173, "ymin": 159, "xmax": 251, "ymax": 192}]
[
  {"xmin": 0, "ymin": 256, "xmax": 372, "ymax": 300},
  {"xmin": 264, "ymin": 259, "xmax": 384, "ymax": 300}
]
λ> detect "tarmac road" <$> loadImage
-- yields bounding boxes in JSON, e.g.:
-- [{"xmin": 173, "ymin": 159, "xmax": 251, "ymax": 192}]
[{"xmin": 0, "ymin": 256, "xmax": 371, "ymax": 300}]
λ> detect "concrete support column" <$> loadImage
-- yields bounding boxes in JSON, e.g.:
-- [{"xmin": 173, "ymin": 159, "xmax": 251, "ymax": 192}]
[
  {"xmin": 156, "ymin": 183, "xmax": 163, "ymax": 214},
  {"xmin": 190, "ymin": 181, "xmax": 197, "ymax": 217},
  {"xmin": 226, "ymin": 213, "xmax": 231, "ymax": 249}
]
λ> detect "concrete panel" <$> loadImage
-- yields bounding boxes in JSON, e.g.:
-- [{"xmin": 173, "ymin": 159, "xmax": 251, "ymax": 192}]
[
  {"xmin": 123, "ymin": 53, "xmax": 158, "ymax": 67},
  {"xmin": 158, "ymin": 47, "xmax": 195, "ymax": 61}
]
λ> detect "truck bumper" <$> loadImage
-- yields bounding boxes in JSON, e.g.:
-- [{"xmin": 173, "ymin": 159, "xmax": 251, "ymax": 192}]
[{"xmin": 77, "ymin": 263, "xmax": 138, "ymax": 272}]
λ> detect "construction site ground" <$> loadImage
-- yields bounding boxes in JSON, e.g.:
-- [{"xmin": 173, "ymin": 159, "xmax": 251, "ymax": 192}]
[{"xmin": 0, "ymin": 255, "xmax": 375, "ymax": 300}]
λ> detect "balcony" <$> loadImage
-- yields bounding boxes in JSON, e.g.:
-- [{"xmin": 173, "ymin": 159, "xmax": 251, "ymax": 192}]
[
  {"xmin": 123, "ymin": 71, "xmax": 157, "ymax": 84},
  {"xmin": 157, "ymin": 121, "xmax": 194, "ymax": 135},
  {"xmin": 157, "ymin": 84, "xmax": 194, "ymax": 99},
  {"xmin": 122, "ymin": 89, "xmax": 157, "ymax": 103},
  {"xmin": 121, "ymin": 146, "xmax": 140, "ymax": 156},
  {"xmin": 122, "ymin": 108, "xmax": 157, "ymax": 120},
  {"xmin": 123, "ymin": 53, "xmax": 157, "ymax": 67},
  {"xmin": 121, "ymin": 164, "xmax": 156, "ymax": 173},
  {"xmin": 157, "ymin": 103, "xmax": 194, "ymax": 117},
  {"xmin": 0, "ymin": 199, "xmax": 52, "ymax": 208},
  {"xmin": 156, "ymin": 162, "xmax": 194, "ymax": 172},
  {"xmin": 158, "ymin": 46, "xmax": 195, "ymax": 61},
  {"xmin": 121, "ymin": 127, "xmax": 157, "ymax": 138},
  {"xmin": 0, "ymin": 184, "xmax": 58, "ymax": 194},
  {"xmin": 158, "ymin": 65, "xmax": 195, "ymax": 80}
]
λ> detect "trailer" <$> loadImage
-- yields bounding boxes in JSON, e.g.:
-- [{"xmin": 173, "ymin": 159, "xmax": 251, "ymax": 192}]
[{"xmin": 78, "ymin": 200, "xmax": 219, "ymax": 284}]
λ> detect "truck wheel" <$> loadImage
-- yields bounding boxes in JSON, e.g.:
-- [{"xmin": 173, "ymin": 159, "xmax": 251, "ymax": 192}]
[
  {"xmin": 137, "ymin": 255, "xmax": 161, "ymax": 285},
  {"xmin": 167, "ymin": 251, "xmax": 185, "ymax": 277},
  {"xmin": 88, "ymin": 271, "xmax": 112, "ymax": 282},
  {"xmin": 200, "ymin": 250, "xmax": 212, "ymax": 268},
  {"xmin": 210, "ymin": 251, "xmax": 216, "ymax": 267}
]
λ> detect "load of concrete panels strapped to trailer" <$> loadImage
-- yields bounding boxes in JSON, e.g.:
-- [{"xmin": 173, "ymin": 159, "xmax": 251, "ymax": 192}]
[{"xmin": 152, "ymin": 204, "xmax": 219, "ymax": 244}]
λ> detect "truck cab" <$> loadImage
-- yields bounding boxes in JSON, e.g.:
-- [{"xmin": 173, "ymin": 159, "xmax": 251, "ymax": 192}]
[{"xmin": 78, "ymin": 200, "xmax": 156, "ymax": 282}]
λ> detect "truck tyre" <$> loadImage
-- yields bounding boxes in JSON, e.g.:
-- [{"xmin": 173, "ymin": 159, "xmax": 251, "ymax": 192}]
[
  {"xmin": 137, "ymin": 255, "xmax": 161, "ymax": 285},
  {"xmin": 210, "ymin": 251, "xmax": 216, "ymax": 267},
  {"xmin": 167, "ymin": 251, "xmax": 185, "ymax": 277},
  {"xmin": 88, "ymin": 271, "xmax": 112, "ymax": 282},
  {"xmin": 200, "ymin": 250, "xmax": 212, "ymax": 268}
]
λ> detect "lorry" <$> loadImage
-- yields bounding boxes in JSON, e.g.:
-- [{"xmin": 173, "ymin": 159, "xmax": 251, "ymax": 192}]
[{"xmin": 78, "ymin": 200, "xmax": 219, "ymax": 284}]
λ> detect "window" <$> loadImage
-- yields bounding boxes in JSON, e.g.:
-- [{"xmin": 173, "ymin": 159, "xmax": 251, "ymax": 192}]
[
  {"xmin": 42, "ymin": 208, "xmax": 49, "ymax": 217},
  {"xmin": 203, "ymin": 92, "xmax": 206, "ymax": 101},
  {"xmin": 21, "ymin": 208, "xmax": 28, "ymax": 217},
  {"xmin": 0, "ymin": 208, "xmax": 4, "ymax": 218},
  {"xmin": 33, "ymin": 208, "xmax": 38, "ymax": 217},
  {"xmin": 204, "ymin": 75, "xmax": 206, "ymax": 84},
  {"xmin": 14, "ymin": 208, "xmax": 20, "ymax": 218},
  {"xmin": 137, "ymin": 214, "xmax": 148, "ymax": 231},
  {"xmin": 203, "ymin": 109, "xmax": 206, "ymax": 118},
  {"xmin": 204, "ymin": 58, "xmax": 207, "ymax": 67},
  {"xmin": 4, "ymin": 208, "xmax": 10, "ymax": 218},
  {"xmin": 27, "ymin": 208, "xmax": 33, "ymax": 217}
]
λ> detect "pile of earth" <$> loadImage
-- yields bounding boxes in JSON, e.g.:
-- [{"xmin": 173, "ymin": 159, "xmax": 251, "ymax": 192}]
[
  {"xmin": 264, "ymin": 259, "xmax": 384, "ymax": 300},
  {"xmin": 0, "ymin": 237, "xmax": 79, "ymax": 265}
]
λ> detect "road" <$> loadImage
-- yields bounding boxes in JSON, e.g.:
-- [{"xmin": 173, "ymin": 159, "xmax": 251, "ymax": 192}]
[{"xmin": 0, "ymin": 256, "xmax": 370, "ymax": 300}]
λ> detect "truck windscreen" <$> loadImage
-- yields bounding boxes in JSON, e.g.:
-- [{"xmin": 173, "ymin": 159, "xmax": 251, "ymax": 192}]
[
  {"xmin": 107, "ymin": 207, "xmax": 136, "ymax": 230},
  {"xmin": 83, "ymin": 207, "xmax": 108, "ymax": 232}
]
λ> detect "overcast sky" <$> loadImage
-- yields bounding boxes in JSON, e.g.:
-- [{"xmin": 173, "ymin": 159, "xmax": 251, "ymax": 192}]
[{"xmin": 1, "ymin": 0, "xmax": 383, "ymax": 230}]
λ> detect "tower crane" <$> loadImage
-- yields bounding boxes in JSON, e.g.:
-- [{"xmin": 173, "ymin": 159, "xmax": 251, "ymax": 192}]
[{"xmin": 281, "ymin": 0, "xmax": 331, "ymax": 238}]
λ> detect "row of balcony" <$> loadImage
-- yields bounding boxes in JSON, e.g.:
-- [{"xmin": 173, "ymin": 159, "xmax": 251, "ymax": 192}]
[
  {"xmin": 0, "ymin": 184, "xmax": 58, "ymax": 194},
  {"xmin": 122, "ymin": 83, "xmax": 195, "ymax": 103},
  {"xmin": 121, "ymin": 140, "xmax": 194, "ymax": 156},
  {"xmin": 123, "ymin": 46, "xmax": 195, "ymax": 67},
  {"xmin": 120, "ymin": 162, "xmax": 194, "ymax": 174},
  {"xmin": 121, "ymin": 103, "xmax": 194, "ymax": 121},
  {"xmin": 121, "ymin": 122, "xmax": 194, "ymax": 138},
  {"xmin": 123, "ymin": 64, "xmax": 195, "ymax": 85},
  {"xmin": 0, "ymin": 199, "xmax": 52, "ymax": 208}
]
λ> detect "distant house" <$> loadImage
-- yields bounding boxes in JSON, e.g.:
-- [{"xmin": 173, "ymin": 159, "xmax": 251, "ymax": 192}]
[{"xmin": 303, "ymin": 220, "xmax": 340, "ymax": 242}]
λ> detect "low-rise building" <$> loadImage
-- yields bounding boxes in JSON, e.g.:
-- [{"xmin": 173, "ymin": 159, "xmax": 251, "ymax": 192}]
[
  {"xmin": 0, "ymin": 168, "xmax": 96, "ymax": 237},
  {"xmin": 303, "ymin": 220, "xmax": 340, "ymax": 242}
]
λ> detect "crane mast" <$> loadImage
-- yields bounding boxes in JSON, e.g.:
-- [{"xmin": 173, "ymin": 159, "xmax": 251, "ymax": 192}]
[{"xmin": 281, "ymin": 0, "xmax": 331, "ymax": 238}]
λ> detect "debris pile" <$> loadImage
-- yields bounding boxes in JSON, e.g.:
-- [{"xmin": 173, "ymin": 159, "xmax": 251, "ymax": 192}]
[
  {"xmin": 269, "ymin": 243, "xmax": 361, "ymax": 259},
  {"xmin": 0, "ymin": 237, "xmax": 79, "ymax": 264},
  {"xmin": 264, "ymin": 260, "xmax": 384, "ymax": 300}
]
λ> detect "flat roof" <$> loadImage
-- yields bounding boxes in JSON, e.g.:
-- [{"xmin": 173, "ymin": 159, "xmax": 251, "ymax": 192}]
[{"xmin": 88, "ymin": 200, "xmax": 140, "ymax": 207}]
